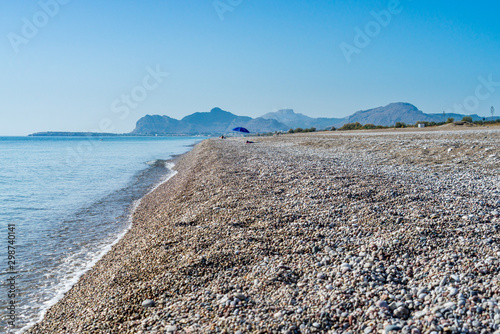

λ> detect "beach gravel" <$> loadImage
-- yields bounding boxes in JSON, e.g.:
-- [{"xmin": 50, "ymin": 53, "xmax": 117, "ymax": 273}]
[{"xmin": 27, "ymin": 128, "xmax": 500, "ymax": 333}]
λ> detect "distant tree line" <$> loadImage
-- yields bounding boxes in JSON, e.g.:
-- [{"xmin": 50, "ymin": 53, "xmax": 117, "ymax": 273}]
[
  {"xmin": 258, "ymin": 116, "xmax": 499, "ymax": 136},
  {"xmin": 335, "ymin": 122, "xmax": 387, "ymax": 131},
  {"xmin": 331, "ymin": 116, "xmax": 500, "ymax": 131},
  {"xmin": 288, "ymin": 127, "xmax": 316, "ymax": 133}
]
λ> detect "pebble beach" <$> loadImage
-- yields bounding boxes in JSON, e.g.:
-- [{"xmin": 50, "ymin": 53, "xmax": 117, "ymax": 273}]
[{"xmin": 27, "ymin": 127, "xmax": 500, "ymax": 334}]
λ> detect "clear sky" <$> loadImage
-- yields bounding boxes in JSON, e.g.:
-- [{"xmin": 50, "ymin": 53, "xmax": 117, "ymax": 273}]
[{"xmin": 1, "ymin": 0, "xmax": 499, "ymax": 135}]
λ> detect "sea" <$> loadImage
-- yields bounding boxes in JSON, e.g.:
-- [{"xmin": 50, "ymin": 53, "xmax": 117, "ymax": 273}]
[{"xmin": 0, "ymin": 136, "xmax": 204, "ymax": 333}]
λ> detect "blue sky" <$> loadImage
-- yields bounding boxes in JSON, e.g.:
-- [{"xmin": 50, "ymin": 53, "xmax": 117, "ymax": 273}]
[{"xmin": 1, "ymin": 0, "xmax": 499, "ymax": 135}]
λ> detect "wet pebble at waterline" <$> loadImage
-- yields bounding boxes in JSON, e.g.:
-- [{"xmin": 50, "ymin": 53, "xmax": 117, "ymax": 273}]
[{"xmin": 28, "ymin": 129, "xmax": 500, "ymax": 333}]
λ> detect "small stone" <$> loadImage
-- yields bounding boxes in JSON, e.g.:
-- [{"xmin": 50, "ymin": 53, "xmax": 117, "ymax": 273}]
[
  {"xmin": 312, "ymin": 322, "xmax": 321, "ymax": 328},
  {"xmin": 440, "ymin": 276, "xmax": 449, "ymax": 286},
  {"xmin": 234, "ymin": 293, "xmax": 246, "ymax": 300},
  {"xmin": 278, "ymin": 264, "xmax": 291, "ymax": 270},
  {"xmin": 443, "ymin": 302, "xmax": 456, "ymax": 310},
  {"xmin": 166, "ymin": 325, "xmax": 177, "ymax": 332},
  {"xmin": 394, "ymin": 306, "xmax": 409, "ymax": 319},
  {"xmin": 142, "ymin": 299, "xmax": 155, "ymax": 308},
  {"xmin": 377, "ymin": 300, "xmax": 389, "ymax": 308},
  {"xmin": 385, "ymin": 324, "xmax": 402, "ymax": 332},
  {"xmin": 340, "ymin": 263, "xmax": 352, "ymax": 272}
]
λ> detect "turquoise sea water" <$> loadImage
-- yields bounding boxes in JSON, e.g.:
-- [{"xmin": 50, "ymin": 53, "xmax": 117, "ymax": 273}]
[{"xmin": 0, "ymin": 136, "xmax": 203, "ymax": 333}]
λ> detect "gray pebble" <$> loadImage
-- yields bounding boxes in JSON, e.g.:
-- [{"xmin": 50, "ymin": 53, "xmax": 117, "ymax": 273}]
[{"xmin": 142, "ymin": 299, "xmax": 155, "ymax": 308}]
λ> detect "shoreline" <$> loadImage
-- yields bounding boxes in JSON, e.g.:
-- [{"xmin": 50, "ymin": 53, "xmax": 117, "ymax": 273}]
[
  {"xmin": 20, "ymin": 158, "xmax": 181, "ymax": 334},
  {"xmin": 26, "ymin": 141, "xmax": 213, "ymax": 333},
  {"xmin": 27, "ymin": 129, "xmax": 500, "ymax": 333}
]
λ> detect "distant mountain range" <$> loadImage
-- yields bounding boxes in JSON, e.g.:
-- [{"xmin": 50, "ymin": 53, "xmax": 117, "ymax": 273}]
[
  {"xmin": 261, "ymin": 109, "xmax": 344, "ymax": 129},
  {"xmin": 343, "ymin": 103, "xmax": 492, "ymax": 126},
  {"xmin": 343, "ymin": 103, "xmax": 435, "ymax": 126},
  {"xmin": 130, "ymin": 102, "xmax": 495, "ymax": 135},
  {"xmin": 30, "ymin": 103, "xmax": 498, "ymax": 136},
  {"xmin": 131, "ymin": 108, "xmax": 289, "ymax": 135}
]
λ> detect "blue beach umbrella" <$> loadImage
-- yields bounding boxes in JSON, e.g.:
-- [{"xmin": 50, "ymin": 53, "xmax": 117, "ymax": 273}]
[{"xmin": 232, "ymin": 127, "xmax": 250, "ymax": 133}]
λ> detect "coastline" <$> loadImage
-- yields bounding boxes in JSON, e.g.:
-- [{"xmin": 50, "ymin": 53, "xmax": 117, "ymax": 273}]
[
  {"xmin": 27, "ymin": 129, "xmax": 500, "ymax": 333},
  {"xmin": 19, "ymin": 155, "xmax": 181, "ymax": 333},
  {"xmin": 25, "ymin": 140, "xmax": 215, "ymax": 334}
]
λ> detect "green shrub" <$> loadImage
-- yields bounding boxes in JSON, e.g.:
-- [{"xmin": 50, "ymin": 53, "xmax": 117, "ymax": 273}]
[
  {"xmin": 339, "ymin": 122, "xmax": 363, "ymax": 131},
  {"xmin": 395, "ymin": 122, "xmax": 406, "ymax": 128}
]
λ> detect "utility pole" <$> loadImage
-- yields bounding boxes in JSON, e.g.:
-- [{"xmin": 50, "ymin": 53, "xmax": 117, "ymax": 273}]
[
  {"xmin": 443, "ymin": 111, "xmax": 445, "ymax": 123},
  {"xmin": 491, "ymin": 106, "xmax": 495, "ymax": 120}
]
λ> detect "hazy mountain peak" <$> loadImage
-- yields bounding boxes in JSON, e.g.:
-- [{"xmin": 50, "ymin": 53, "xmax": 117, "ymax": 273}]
[
  {"xmin": 263, "ymin": 109, "xmax": 300, "ymax": 117},
  {"xmin": 346, "ymin": 102, "xmax": 429, "ymax": 125},
  {"xmin": 181, "ymin": 107, "xmax": 239, "ymax": 123},
  {"xmin": 355, "ymin": 102, "xmax": 420, "ymax": 114},
  {"xmin": 262, "ymin": 109, "xmax": 309, "ymax": 121},
  {"xmin": 210, "ymin": 107, "xmax": 229, "ymax": 114},
  {"xmin": 275, "ymin": 109, "xmax": 296, "ymax": 115},
  {"xmin": 262, "ymin": 108, "xmax": 342, "ymax": 129}
]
